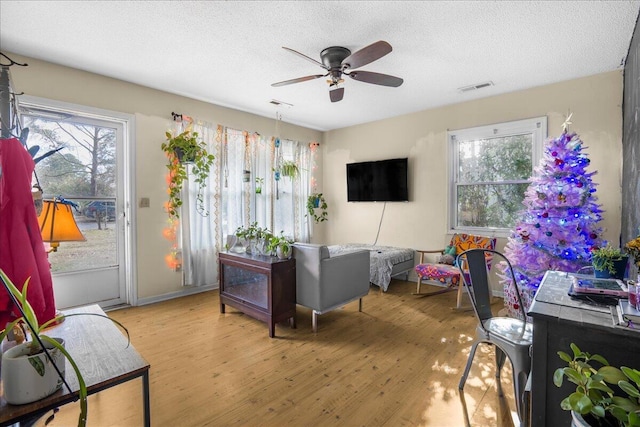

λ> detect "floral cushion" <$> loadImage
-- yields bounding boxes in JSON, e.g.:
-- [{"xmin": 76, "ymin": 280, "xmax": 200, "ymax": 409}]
[
  {"xmin": 415, "ymin": 263, "xmax": 462, "ymax": 287},
  {"xmin": 414, "ymin": 233, "xmax": 497, "ymax": 288}
]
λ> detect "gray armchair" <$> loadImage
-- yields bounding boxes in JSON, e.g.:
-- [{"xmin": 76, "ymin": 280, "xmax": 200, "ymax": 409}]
[{"xmin": 292, "ymin": 243, "xmax": 370, "ymax": 332}]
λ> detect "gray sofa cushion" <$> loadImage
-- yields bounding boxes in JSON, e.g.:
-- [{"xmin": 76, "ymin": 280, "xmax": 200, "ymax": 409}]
[{"xmin": 293, "ymin": 243, "xmax": 370, "ymax": 314}]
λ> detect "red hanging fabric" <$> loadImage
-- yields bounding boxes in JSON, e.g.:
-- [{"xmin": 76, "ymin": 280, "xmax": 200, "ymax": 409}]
[{"xmin": 0, "ymin": 137, "xmax": 56, "ymax": 327}]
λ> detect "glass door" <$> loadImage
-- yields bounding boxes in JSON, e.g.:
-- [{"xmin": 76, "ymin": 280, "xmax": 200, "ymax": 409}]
[{"xmin": 21, "ymin": 101, "xmax": 130, "ymax": 309}]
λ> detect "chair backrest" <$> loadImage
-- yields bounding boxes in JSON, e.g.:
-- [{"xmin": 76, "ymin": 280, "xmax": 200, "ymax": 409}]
[
  {"xmin": 456, "ymin": 248, "xmax": 526, "ymax": 323},
  {"xmin": 450, "ymin": 234, "xmax": 497, "ymax": 274}
]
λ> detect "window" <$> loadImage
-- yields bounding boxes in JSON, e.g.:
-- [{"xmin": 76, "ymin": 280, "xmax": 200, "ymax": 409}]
[{"xmin": 449, "ymin": 117, "xmax": 547, "ymax": 235}]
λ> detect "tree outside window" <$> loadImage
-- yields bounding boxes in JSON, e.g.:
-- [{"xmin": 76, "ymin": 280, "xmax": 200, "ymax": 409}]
[{"xmin": 449, "ymin": 117, "xmax": 547, "ymax": 235}]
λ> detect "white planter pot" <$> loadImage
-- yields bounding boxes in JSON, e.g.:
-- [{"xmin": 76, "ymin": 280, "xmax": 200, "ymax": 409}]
[
  {"xmin": 1, "ymin": 338, "xmax": 65, "ymax": 405},
  {"xmin": 276, "ymin": 245, "xmax": 291, "ymax": 259}
]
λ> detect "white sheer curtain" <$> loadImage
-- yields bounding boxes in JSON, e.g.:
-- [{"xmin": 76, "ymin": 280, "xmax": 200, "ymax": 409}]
[
  {"xmin": 181, "ymin": 121, "xmax": 221, "ymax": 286},
  {"xmin": 179, "ymin": 123, "xmax": 312, "ymax": 287},
  {"xmin": 219, "ymin": 129, "xmax": 311, "ymax": 243}
]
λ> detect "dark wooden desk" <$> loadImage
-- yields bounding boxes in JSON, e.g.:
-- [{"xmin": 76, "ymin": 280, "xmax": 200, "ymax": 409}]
[
  {"xmin": 528, "ymin": 271, "xmax": 640, "ymax": 426},
  {"xmin": 0, "ymin": 304, "xmax": 150, "ymax": 426}
]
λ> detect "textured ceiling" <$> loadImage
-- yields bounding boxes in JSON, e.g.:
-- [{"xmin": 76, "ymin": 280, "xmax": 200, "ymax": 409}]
[{"xmin": 1, "ymin": 1, "xmax": 639, "ymax": 131}]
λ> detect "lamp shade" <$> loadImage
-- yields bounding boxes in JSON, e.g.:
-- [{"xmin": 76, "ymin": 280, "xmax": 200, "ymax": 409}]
[{"xmin": 38, "ymin": 200, "xmax": 86, "ymax": 251}]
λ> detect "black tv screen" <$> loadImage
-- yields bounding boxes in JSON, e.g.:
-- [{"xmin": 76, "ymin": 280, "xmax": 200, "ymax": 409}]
[{"xmin": 346, "ymin": 158, "xmax": 409, "ymax": 202}]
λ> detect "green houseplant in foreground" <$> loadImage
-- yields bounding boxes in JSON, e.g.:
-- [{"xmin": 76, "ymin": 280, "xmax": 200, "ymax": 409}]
[
  {"xmin": 0, "ymin": 269, "xmax": 129, "ymax": 427},
  {"xmin": 161, "ymin": 130, "xmax": 215, "ymax": 219},
  {"xmin": 554, "ymin": 343, "xmax": 640, "ymax": 426}
]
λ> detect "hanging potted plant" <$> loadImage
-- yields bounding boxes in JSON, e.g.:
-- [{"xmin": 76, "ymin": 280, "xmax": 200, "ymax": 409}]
[
  {"xmin": 274, "ymin": 160, "xmax": 300, "ymax": 181},
  {"xmin": 306, "ymin": 193, "xmax": 328, "ymax": 223},
  {"xmin": 255, "ymin": 177, "xmax": 264, "ymax": 194},
  {"xmin": 0, "ymin": 269, "xmax": 129, "ymax": 427},
  {"xmin": 161, "ymin": 129, "xmax": 215, "ymax": 219}
]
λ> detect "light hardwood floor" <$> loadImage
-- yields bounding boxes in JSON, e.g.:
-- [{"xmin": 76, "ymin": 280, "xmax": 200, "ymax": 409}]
[{"xmin": 38, "ymin": 280, "xmax": 519, "ymax": 427}]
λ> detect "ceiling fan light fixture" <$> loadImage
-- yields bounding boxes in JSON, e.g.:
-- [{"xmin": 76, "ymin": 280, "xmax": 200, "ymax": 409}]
[{"xmin": 273, "ymin": 41, "xmax": 402, "ymax": 102}]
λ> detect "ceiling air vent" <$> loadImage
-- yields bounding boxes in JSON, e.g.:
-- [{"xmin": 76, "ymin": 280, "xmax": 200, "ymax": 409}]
[
  {"xmin": 269, "ymin": 99, "xmax": 293, "ymax": 108},
  {"xmin": 458, "ymin": 81, "xmax": 494, "ymax": 93}
]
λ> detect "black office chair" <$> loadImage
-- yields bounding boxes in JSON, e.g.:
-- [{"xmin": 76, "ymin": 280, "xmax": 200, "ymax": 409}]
[{"xmin": 456, "ymin": 248, "xmax": 533, "ymax": 425}]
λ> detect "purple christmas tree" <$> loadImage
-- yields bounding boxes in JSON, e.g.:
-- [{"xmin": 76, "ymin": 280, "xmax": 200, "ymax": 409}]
[{"xmin": 501, "ymin": 129, "xmax": 604, "ymax": 318}]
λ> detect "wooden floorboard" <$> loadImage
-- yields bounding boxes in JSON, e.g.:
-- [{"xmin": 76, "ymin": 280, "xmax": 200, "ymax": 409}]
[{"xmin": 35, "ymin": 280, "xmax": 518, "ymax": 427}]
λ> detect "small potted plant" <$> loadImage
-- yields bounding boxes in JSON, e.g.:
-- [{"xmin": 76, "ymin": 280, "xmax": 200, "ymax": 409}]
[
  {"xmin": 266, "ymin": 232, "xmax": 294, "ymax": 259},
  {"xmin": 625, "ymin": 231, "xmax": 640, "ymax": 281},
  {"xmin": 0, "ymin": 269, "xmax": 129, "ymax": 427},
  {"xmin": 255, "ymin": 177, "xmax": 264, "ymax": 194},
  {"xmin": 553, "ymin": 343, "xmax": 640, "ymax": 426},
  {"xmin": 161, "ymin": 129, "xmax": 215, "ymax": 219},
  {"xmin": 235, "ymin": 222, "xmax": 273, "ymax": 255},
  {"xmin": 274, "ymin": 160, "xmax": 299, "ymax": 181},
  {"xmin": 306, "ymin": 193, "xmax": 328, "ymax": 223},
  {"xmin": 591, "ymin": 244, "xmax": 629, "ymax": 279}
]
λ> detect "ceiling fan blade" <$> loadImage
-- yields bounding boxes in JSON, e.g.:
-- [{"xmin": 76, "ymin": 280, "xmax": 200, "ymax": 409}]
[
  {"xmin": 329, "ymin": 87, "xmax": 344, "ymax": 103},
  {"xmin": 272, "ymin": 74, "xmax": 324, "ymax": 87},
  {"xmin": 282, "ymin": 47, "xmax": 328, "ymax": 70},
  {"xmin": 342, "ymin": 40, "xmax": 392, "ymax": 70},
  {"xmin": 348, "ymin": 70, "xmax": 403, "ymax": 87}
]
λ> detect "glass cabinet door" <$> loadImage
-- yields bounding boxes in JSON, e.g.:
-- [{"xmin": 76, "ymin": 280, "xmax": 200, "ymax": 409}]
[{"xmin": 223, "ymin": 264, "xmax": 268, "ymax": 309}]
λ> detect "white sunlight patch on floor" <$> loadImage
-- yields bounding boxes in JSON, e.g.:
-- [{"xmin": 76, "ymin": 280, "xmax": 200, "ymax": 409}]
[{"xmin": 422, "ymin": 380, "xmax": 468, "ymax": 427}]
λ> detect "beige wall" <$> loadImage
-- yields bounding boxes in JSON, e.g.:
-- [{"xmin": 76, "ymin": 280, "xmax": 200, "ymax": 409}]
[
  {"xmin": 322, "ymin": 71, "xmax": 623, "ymax": 283},
  {"xmin": 6, "ymin": 52, "xmax": 323, "ymax": 302}
]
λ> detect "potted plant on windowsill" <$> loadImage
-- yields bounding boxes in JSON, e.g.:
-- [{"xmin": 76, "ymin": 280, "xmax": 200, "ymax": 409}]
[
  {"xmin": 0, "ymin": 269, "xmax": 129, "ymax": 427},
  {"xmin": 553, "ymin": 343, "xmax": 640, "ymax": 426},
  {"xmin": 306, "ymin": 193, "xmax": 328, "ymax": 223},
  {"xmin": 161, "ymin": 129, "xmax": 215, "ymax": 219},
  {"xmin": 591, "ymin": 244, "xmax": 629, "ymax": 280}
]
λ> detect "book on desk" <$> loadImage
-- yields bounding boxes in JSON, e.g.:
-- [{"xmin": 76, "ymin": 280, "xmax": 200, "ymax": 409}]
[{"xmin": 616, "ymin": 299, "xmax": 640, "ymax": 325}]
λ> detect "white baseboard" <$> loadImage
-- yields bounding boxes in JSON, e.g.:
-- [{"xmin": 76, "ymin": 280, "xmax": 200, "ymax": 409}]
[{"xmin": 136, "ymin": 284, "xmax": 218, "ymax": 306}]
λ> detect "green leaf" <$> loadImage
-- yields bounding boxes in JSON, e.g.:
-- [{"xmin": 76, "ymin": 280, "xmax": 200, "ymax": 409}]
[
  {"xmin": 569, "ymin": 392, "xmax": 593, "ymax": 414},
  {"xmin": 587, "ymin": 379, "xmax": 614, "ymax": 394},
  {"xmin": 628, "ymin": 410, "xmax": 640, "ymax": 426},
  {"xmin": 622, "ymin": 367, "xmax": 640, "ymax": 387},
  {"xmin": 565, "ymin": 368, "xmax": 585, "ymax": 385},
  {"xmin": 554, "ymin": 368, "xmax": 566, "ymax": 387},
  {"xmin": 599, "ymin": 366, "xmax": 627, "ymax": 384},
  {"xmin": 570, "ymin": 343, "xmax": 581, "ymax": 358},
  {"xmin": 558, "ymin": 351, "xmax": 572, "ymax": 363},
  {"xmin": 609, "ymin": 405, "xmax": 628, "ymax": 423},
  {"xmin": 28, "ymin": 354, "xmax": 46, "ymax": 376},
  {"xmin": 591, "ymin": 354, "xmax": 609, "ymax": 366},
  {"xmin": 611, "ymin": 396, "xmax": 640, "ymax": 412},
  {"xmin": 591, "ymin": 405, "xmax": 605, "ymax": 418},
  {"xmin": 560, "ymin": 396, "xmax": 573, "ymax": 411},
  {"xmin": 619, "ymin": 381, "xmax": 640, "ymax": 398}
]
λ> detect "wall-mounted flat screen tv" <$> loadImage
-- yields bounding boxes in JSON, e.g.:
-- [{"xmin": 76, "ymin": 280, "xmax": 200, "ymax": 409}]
[{"xmin": 346, "ymin": 158, "xmax": 409, "ymax": 202}]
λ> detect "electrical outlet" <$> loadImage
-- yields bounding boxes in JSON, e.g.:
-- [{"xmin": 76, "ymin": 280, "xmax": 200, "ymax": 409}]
[{"xmin": 139, "ymin": 197, "xmax": 150, "ymax": 208}]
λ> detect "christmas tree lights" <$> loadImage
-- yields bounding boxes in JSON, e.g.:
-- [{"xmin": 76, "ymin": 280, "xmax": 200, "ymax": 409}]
[{"xmin": 501, "ymin": 129, "xmax": 604, "ymax": 318}]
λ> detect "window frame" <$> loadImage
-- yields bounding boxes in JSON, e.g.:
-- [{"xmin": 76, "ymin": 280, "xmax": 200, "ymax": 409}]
[{"xmin": 448, "ymin": 116, "xmax": 547, "ymax": 237}]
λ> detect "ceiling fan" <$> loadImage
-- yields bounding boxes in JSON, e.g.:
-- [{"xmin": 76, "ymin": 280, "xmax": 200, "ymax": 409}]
[{"xmin": 271, "ymin": 40, "xmax": 403, "ymax": 103}]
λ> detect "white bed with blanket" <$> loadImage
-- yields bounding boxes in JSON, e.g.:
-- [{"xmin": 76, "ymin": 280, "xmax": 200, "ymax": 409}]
[{"xmin": 327, "ymin": 244, "xmax": 415, "ymax": 292}]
